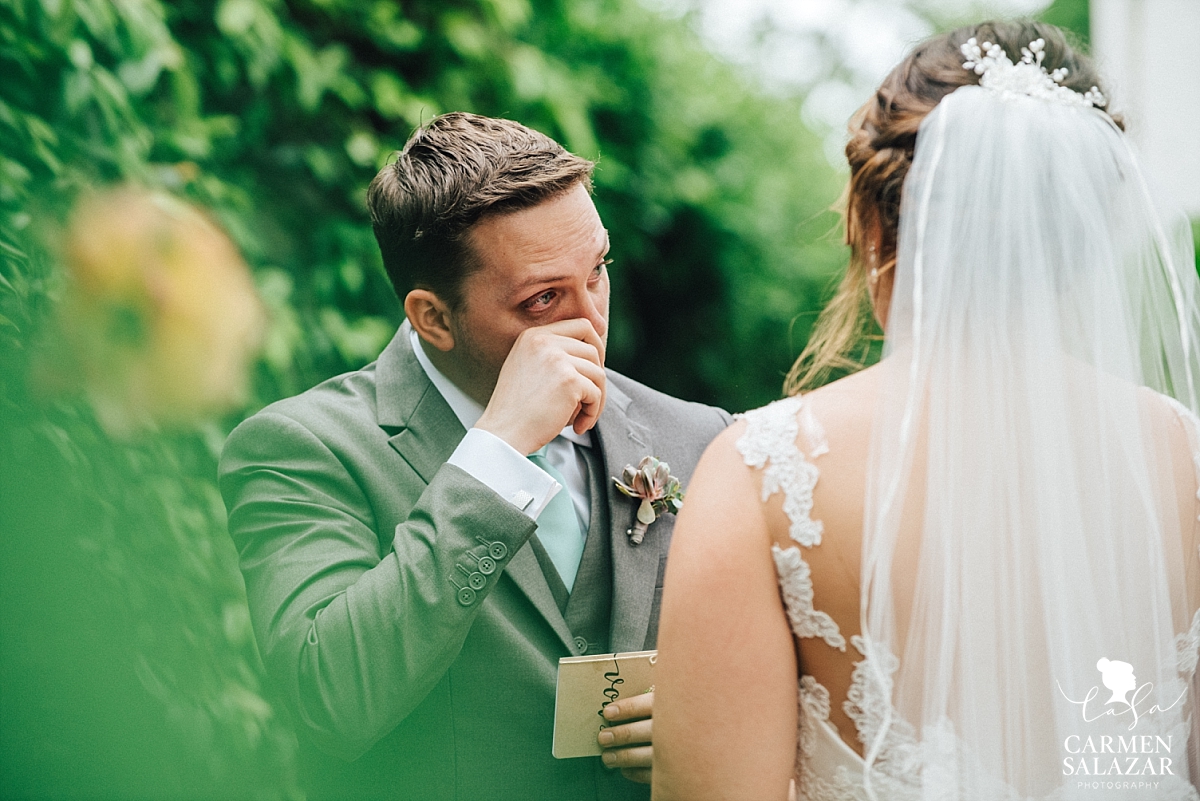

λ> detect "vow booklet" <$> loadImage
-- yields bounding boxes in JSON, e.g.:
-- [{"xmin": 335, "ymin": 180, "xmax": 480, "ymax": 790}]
[{"xmin": 552, "ymin": 649, "xmax": 656, "ymax": 759}]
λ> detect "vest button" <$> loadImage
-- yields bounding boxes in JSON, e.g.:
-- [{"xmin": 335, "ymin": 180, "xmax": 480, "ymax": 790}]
[{"xmin": 573, "ymin": 636, "xmax": 588, "ymax": 654}]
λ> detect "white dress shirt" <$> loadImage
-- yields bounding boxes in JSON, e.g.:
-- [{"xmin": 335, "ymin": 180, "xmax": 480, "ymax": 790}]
[{"xmin": 409, "ymin": 329, "xmax": 593, "ymax": 529}]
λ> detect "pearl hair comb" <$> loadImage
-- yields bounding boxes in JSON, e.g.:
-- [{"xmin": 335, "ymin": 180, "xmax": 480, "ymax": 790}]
[{"xmin": 961, "ymin": 37, "xmax": 1107, "ymax": 108}]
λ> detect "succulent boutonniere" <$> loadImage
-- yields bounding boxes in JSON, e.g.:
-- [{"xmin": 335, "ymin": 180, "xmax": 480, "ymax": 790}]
[{"xmin": 613, "ymin": 456, "xmax": 684, "ymax": 545}]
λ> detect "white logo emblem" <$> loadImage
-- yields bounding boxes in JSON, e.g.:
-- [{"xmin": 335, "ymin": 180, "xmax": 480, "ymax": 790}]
[{"xmin": 1096, "ymin": 658, "xmax": 1137, "ymax": 707}]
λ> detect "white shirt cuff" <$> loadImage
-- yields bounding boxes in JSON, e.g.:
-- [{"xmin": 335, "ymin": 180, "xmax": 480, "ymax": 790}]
[{"xmin": 447, "ymin": 428, "xmax": 561, "ymax": 520}]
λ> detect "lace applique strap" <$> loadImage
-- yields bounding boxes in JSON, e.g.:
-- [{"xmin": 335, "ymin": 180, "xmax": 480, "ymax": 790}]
[
  {"xmin": 1177, "ymin": 607, "xmax": 1200, "ymax": 678},
  {"xmin": 843, "ymin": 636, "xmax": 921, "ymax": 786},
  {"xmin": 736, "ymin": 396, "xmax": 825, "ymax": 548},
  {"xmin": 773, "ymin": 545, "xmax": 846, "ymax": 651},
  {"xmin": 796, "ymin": 674, "xmax": 832, "ymax": 778}
]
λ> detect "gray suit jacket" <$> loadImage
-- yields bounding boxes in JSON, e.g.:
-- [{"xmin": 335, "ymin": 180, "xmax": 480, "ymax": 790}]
[{"xmin": 219, "ymin": 323, "xmax": 730, "ymax": 800}]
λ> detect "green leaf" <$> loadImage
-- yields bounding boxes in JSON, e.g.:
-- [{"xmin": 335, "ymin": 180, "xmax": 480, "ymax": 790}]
[
  {"xmin": 369, "ymin": 71, "xmax": 410, "ymax": 119},
  {"xmin": 442, "ymin": 12, "xmax": 489, "ymax": 59},
  {"xmin": 215, "ymin": 0, "xmax": 257, "ymax": 36}
]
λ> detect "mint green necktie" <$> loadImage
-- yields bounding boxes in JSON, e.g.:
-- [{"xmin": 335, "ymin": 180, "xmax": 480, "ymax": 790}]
[{"xmin": 527, "ymin": 447, "xmax": 585, "ymax": 592}]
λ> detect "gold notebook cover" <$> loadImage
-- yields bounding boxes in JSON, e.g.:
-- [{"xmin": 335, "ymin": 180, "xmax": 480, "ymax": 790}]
[{"xmin": 552, "ymin": 649, "xmax": 657, "ymax": 759}]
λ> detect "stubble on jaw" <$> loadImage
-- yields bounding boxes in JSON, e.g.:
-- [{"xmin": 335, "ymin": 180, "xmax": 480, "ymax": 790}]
[{"xmin": 445, "ymin": 311, "xmax": 506, "ymax": 407}]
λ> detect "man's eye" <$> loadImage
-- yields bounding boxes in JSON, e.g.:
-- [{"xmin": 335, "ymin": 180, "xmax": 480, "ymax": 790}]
[
  {"xmin": 526, "ymin": 290, "xmax": 555, "ymax": 309},
  {"xmin": 593, "ymin": 258, "xmax": 613, "ymax": 277}
]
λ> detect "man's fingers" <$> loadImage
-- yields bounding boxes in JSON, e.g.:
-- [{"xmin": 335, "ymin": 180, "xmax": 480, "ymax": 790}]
[
  {"xmin": 601, "ymin": 691, "xmax": 653, "ymax": 723},
  {"xmin": 620, "ymin": 767, "xmax": 652, "ymax": 785},
  {"xmin": 598, "ymin": 717, "xmax": 652, "ymax": 747},
  {"xmin": 573, "ymin": 401, "xmax": 604, "ymax": 435},
  {"xmin": 515, "ymin": 322, "xmax": 603, "ymax": 370},
  {"xmin": 564, "ymin": 354, "xmax": 606, "ymax": 389},
  {"xmin": 565, "ymin": 357, "xmax": 605, "ymax": 433},
  {"xmin": 553, "ymin": 336, "xmax": 604, "ymax": 368},
  {"xmin": 598, "ymin": 693, "xmax": 653, "ymax": 780},
  {"xmin": 477, "ymin": 316, "xmax": 607, "ymax": 454},
  {"xmin": 539, "ymin": 318, "xmax": 605, "ymax": 363},
  {"xmin": 600, "ymin": 744, "xmax": 652, "ymax": 770}
]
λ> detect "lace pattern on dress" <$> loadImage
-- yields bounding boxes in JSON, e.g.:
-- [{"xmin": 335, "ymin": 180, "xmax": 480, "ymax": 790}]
[
  {"xmin": 797, "ymin": 673, "xmax": 830, "ymax": 774},
  {"xmin": 744, "ymin": 393, "xmax": 1200, "ymax": 800},
  {"xmin": 736, "ymin": 396, "xmax": 824, "ymax": 548},
  {"xmin": 796, "ymin": 675, "xmax": 873, "ymax": 801},
  {"xmin": 739, "ymin": 397, "xmax": 914, "ymax": 799},
  {"xmin": 738, "ymin": 397, "xmax": 844, "ymax": 650},
  {"xmin": 1178, "ymin": 606, "xmax": 1200, "ymax": 677},
  {"xmin": 794, "ymin": 640, "xmax": 921, "ymax": 801},
  {"xmin": 773, "ymin": 545, "xmax": 845, "ymax": 651},
  {"xmin": 843, "ymin": 636, "xmax": 920, "ymax": 780}
]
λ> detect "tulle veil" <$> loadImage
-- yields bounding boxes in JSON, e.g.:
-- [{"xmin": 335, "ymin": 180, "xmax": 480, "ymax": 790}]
[{"xmin": 857, "ymin": 84, "xmax": 1200, "ymax": 800}]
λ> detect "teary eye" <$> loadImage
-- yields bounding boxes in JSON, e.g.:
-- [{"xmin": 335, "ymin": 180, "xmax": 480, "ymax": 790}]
[{"xmin": 525, "ymin": 290, "xmax": 555, "ymax": 310}]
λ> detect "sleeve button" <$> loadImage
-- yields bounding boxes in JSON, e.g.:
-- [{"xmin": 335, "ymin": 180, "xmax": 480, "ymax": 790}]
[
  {"xmin": 467, "ymin": 572, "xmax": 486, "ymax": 591},
  {"xmin": 476, "ymin": 537, "xmax": 509, "ymax": 561},
  {"xmin": 457, "ymin": 587, "xmax": 477, "ymax": 606},
  {"xmin": 469, "ymin": 552, "xmax": 497, "ymax": 575}
]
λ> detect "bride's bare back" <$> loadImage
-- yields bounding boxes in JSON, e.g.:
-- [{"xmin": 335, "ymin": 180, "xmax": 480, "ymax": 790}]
[{"xmin": 653, "ymin": 362, "xmax": 1200, "ymax": 801}]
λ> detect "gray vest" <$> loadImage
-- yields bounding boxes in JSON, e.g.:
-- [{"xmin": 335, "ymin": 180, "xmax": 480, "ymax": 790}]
[{"xmin": 529, "ymin": 445, "xmax": 612, "ymax": 655}]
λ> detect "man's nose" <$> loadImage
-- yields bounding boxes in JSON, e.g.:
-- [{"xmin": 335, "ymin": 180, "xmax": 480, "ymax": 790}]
[
  {"xmin": 579, "ymin": 290, "xmax": 608, "ymax": 340},
  {"xmin": 558, "ymin": 290, "xmax": 607, "ymax": 338}
]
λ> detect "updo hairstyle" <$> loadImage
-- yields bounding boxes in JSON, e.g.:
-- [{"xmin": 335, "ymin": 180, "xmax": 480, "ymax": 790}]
[{"xmin": 785, "ymin": 20, "xmax": 1119, "ymax": 393}]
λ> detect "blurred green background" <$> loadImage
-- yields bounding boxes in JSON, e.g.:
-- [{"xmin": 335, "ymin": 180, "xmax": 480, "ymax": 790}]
[{"xmin": 0, "ymin": 0, "xmax": 1141, "ymax": 798}]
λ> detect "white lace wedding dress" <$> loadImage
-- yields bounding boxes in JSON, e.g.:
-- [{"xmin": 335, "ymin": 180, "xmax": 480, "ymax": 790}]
[{"xmin": 736, "ymin": 394, "xmax": 1200, "ymax": 801}]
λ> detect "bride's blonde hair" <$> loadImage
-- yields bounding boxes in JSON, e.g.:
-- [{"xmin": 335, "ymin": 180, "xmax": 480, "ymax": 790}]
[{"xmin": 784, "ymin": 20, "xmax": 1119, "ymax": 394}]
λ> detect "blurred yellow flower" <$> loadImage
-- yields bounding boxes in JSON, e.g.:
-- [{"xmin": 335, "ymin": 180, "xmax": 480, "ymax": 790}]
[{"xmin": 58, "ymin": 187, "xmax": 266, "ymax": 434}]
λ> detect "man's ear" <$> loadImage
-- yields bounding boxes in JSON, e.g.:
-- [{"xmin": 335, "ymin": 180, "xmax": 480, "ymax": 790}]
[{"xmin": 404, "ymin": 289, "xmax": 456, "ymax": 352}]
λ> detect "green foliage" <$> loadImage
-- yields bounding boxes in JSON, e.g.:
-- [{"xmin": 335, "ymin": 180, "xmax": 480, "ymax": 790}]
[
  {"xmin": 1038, "ymin": 0, "xmax": 1090, "ymax": 46},
  {"xmin": 1195, "ymin": 220, "xmax": 1200, "ymax": 275},
  {"xmin": 8, "ymin": 0, "xmax": 842, "ymax": 410},
  {"xmin": 1, "ymin": 0, "xmax": 845, "ymax": 795}
]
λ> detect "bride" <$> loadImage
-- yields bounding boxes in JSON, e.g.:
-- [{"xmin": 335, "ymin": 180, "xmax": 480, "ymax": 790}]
[{"xmin": 652, "ymin": 21, "xmax": 1200, "ymax": 801}]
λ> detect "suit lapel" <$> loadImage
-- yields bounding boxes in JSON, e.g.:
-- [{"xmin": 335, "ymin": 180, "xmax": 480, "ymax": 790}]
[
  {"xmin": 377, "ymin": 322, "xmax": 575, "ymax": 654},
  {"xmin": 595, "ymin": 379, "xmax": 667, "ymax": 653},
  {"xmin": 504, "ymin": 542, "xmax": 578, "ymax": 654}
]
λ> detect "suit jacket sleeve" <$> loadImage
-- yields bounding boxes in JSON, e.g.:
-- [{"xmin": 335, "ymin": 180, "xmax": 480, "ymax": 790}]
[{"xmin": 219, "ymin": 410, "xmax": 536, "ymax": 761}]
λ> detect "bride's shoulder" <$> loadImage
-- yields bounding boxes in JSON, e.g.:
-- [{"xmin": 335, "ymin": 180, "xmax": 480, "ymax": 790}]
[
  {"xmin": 799, "ymin": 364, "xmax": 881, "ymax": 414},
  {"xmin": 713, "ymin": 364, "xmax": 882, "ymax": 469},
  {"xmin": 1141, "ymin": 386, "xmax": 1199, "ymax": 425},
  {"xmin": 1137, "ymin": 387, "xmax": 1200, "ymax": 463},
  {"xmin": 736, "ymin": 363, "xmax": 882, "ymax": 421},
  {"xmin": 783, "ymin": 363, "xmax": 881, "ymax": 446}
]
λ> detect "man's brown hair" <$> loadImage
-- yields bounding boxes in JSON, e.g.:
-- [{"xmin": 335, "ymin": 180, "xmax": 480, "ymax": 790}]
[{"xmin": 367, "ymin": 112, "xmax": 595, "ymax": 309}]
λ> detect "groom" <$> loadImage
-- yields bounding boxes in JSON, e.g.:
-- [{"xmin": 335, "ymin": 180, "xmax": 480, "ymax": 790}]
[{"xmin": 219, "ymin": 112, "xmax": 730, "ymax": 800}]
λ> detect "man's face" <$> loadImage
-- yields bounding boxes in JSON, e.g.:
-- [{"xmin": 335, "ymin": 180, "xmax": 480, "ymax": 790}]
[{"xmin": 448, "ymin": 181, "xmax": 610, "ymax": 402}]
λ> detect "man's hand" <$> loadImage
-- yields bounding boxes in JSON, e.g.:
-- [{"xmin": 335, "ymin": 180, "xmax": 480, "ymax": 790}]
[
  {"xmin": 597, "ymin": 691, "xmax": 653, "ymax": 784},
  {"xmin": 475, "ymin": 319, "xmax": 606, "ymax": 455}
]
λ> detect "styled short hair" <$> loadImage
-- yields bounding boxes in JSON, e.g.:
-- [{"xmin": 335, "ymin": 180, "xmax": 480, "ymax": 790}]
[{"xmin": 366, "ymin": 112, "xmax": 595, "ymax": 308}]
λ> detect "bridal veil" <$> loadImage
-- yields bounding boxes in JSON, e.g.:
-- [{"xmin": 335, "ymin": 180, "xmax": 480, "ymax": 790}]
[{"xmin": 857, "ymin": 56, "xmax": 1200, "ymax": 800}]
